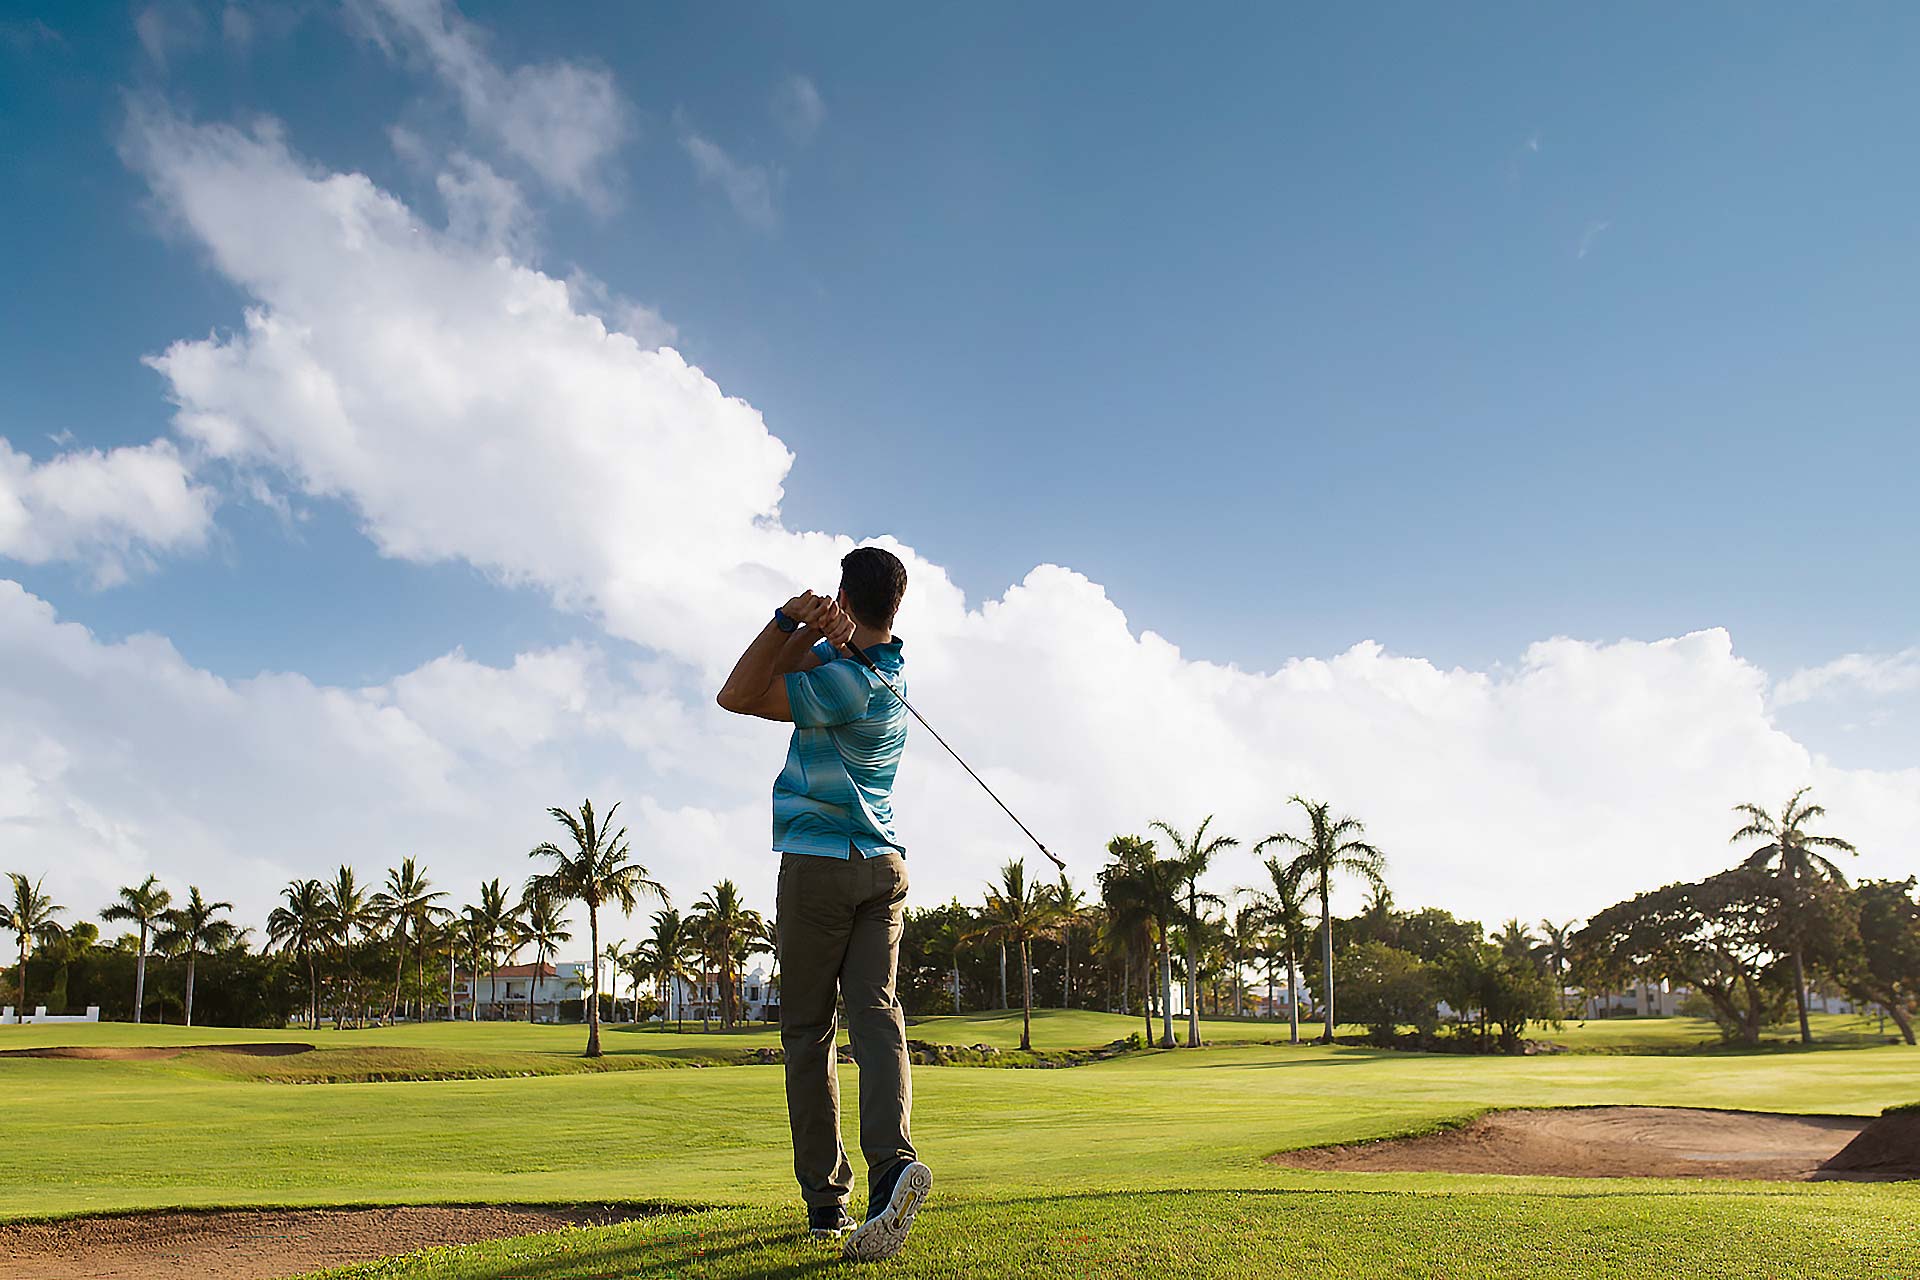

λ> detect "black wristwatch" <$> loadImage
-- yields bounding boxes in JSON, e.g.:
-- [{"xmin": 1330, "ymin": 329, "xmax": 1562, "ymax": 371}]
[{"xmin": 774, "ymin": 607, "xmax": 800, "ymax": 634}]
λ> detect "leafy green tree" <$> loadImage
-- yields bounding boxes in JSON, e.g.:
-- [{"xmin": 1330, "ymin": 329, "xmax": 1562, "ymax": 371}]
[
  {"xmin": 1838, "ymin": 878, "xmax": 1919, "ymax": 1044},
  {"xmin": 902, "ymin": 901, "xmax": 975, "ymax": 1014},
  {"xmin": 266, "ymin": 878, "xmax": 330, "ymax": 1029},
  {"xmin": 4, "ymin": 873, "xmax": 63, "ymax": 1021},
  {"xmin": 1339, "ymin": 941, "xmax": 1437, "ymax": 1046},
  {"xmin": 1578, "ymin": 866, "xmax": 1792, "ymax": 1046},
  {"xmin": 1150, "ymin": 816, "xmax": 1237, "ymax": 1046},
  {"xmin": 976, "ymin": 858, "xmax": 1064, "ymax": 1051},
  {"xmin": 1100, "ymin": 833, "xmax": 1183, "ymax": 1047},
  {"xmin": 1267, "ymin": 797, "xmax": 1387, "ymax": 1043},
  {"xmin": 100, "ymin": 874, "xmax": 170, "ymax": 1024},
  {"xmin": 156, "ymin": 887, "xmax": 238, "ymax": 1028},
  {"xmin": 1731, "ymin": 787, "xmax": 1857, "ymax": 1044},
  {"xmin": 528, "ymin": 799, "xmax": 668, "ymax": 1057}
]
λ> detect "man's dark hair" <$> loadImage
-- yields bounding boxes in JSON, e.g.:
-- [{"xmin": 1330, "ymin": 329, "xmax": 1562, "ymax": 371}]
[{"xmin": 839, "ymin": 546, "xmax": 908, "ymax": 631}]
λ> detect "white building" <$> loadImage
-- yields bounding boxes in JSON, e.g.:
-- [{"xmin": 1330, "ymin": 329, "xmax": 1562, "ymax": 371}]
[
  {"xmin": 657, "ymin": 965, "xmax": 779, "ymax": 1025},
  {"xmin": 454, "ymin": 961, "xmax": 587, "ymax": 1022}
]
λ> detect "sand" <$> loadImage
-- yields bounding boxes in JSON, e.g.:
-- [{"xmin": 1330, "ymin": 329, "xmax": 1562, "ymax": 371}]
[{"xmin": 1269, "ymin": 1105, "xmax": 1876, "ymax": 1180}]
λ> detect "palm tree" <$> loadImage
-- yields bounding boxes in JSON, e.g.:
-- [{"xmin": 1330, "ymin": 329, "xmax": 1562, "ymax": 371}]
[
  {"xmin": 616, "ymin": 943, "xmax": 651, "ymax": 1023},
  {"xmin": 1100, "ymin": 833, "xmax": 1184, "ymax": 1047},
  {"xmin": 473, "ymin": 877, "xmax": 522, "ymax": 1020},
  {"xmin": 640, "ymin": 908, "xmax": 693, "ymax": 1031},
  {"xmin": 156, "ymin": 887, "xmax": 237, "ymax": 1028},
  {"xmin": 1534, "ymin": 918, "xmax": 1577, "ymax": 1012},
  {"xmin": 1267, "ymin": 797, "xmax": 1386, "ymax": 1044},
  {"xmin": 5, "ymin": 874, "xmax": 64, "ymax": 1023},
  {"xmin": 457, "ymin": 904, "xmax": 490, "ymax": 1021},
  {"xmin": 1150, "ymin": 817, "xmax": 1238, "ymax": 1047},
  {"xmin": 692, "ymin": 880, "xmax": 764, "ymax": 1031},
  {"xmin": 926, "ymin": 912, "xmax": 969, "ymax": 1014},
  {"xmin": 975, "ymin": 858, "xmax": 1064, "ymax": 1051},
  {"xmin": 1495, "ymin": 919, "xmax": 1540, "ymax": 965},
  {"xmin": 372, "ymin": 858, "xmax": 446, "ymax": 1023},
  {"xmin": 1731, "ymin": 787, "xmax": 1858, "ymax": 1045},
  {"xmin": 1053, "ymin": 874, "xmax": 1090, "ymax": 1008},
  {"xmin": 528, "ymin": 799, "xmax": 668, "ymax": 1057},
  {"xmin": 1100, "ymin": 899, "xmax": 1154, "ymax": 1041},
  {"xmin": 323, "ymin": 866, "xmax": 382, "ymax": 1028},
  {"xmin": 1223, "ymin": 895, "xmax": 1264, "ymax": 1019},
  {"xmin": 518, "ymin": 888, "xmax": 573, "ymax": 1023},
  {"xmin": 266, "ymin": 879, "xmax": 330, "ymax": 1029},
  {"xmin": 603, "ymin": 940, "xmax": 633, "ymax": 1022},
  {"xmin": 1249, "ymin": 851, "xmax": 1312, "ymax": 1044},
  {"xmin": 101, "ymin": 875, "xmax": 171, "ymax": 1024}
]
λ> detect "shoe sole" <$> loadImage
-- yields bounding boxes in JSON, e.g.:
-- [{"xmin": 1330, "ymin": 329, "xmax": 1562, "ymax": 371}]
[{"xmin": 843, "ymin": 1161, "xmax": 932, "ymax": 1263}]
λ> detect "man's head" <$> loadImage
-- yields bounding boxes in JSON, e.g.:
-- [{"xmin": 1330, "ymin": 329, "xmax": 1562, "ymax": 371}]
[{"xmin": 837, "ymin": 546, "xmax": 908, "ymax": 632}]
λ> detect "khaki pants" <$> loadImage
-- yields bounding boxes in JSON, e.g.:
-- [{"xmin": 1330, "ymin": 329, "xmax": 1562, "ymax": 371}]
[{"xmin": 775, "ymin": 848, "xmax": 916, "ymax": 1208}]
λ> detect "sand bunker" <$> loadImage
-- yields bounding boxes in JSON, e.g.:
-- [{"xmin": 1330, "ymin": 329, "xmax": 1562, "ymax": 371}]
[
  {"xmin": 0, "ymin": 1043, "xmax": 314, "ymax": 1062},
  {"xmin": 0, "ymin": 1204, "xmax": 654, "ymax": 1280},
  {"xmin": 1271, "ymin": 1106, "xmax": 1881, "ymax": 1180}
]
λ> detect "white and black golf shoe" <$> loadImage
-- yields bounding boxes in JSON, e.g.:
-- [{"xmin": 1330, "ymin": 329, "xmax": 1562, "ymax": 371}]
[{"xmin": 842, "ymin": 1160, "xmax": 932, "ymax": 1263}]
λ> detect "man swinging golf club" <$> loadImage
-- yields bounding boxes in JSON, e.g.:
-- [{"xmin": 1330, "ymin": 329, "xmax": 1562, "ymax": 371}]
[{"xmin": 716, "ymin": 545, "xmax": 932, "ymax": 1262}]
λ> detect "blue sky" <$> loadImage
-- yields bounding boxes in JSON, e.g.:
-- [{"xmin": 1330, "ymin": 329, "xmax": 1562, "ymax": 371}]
[{"xmin": 0, "ymin": 2, "xmax": 1914, "ymax": 932}]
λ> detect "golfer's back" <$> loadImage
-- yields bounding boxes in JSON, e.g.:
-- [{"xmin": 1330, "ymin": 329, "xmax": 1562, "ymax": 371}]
[{"xmin": 773, "ymin": 638, "xmax": 909, "ymax": 859}]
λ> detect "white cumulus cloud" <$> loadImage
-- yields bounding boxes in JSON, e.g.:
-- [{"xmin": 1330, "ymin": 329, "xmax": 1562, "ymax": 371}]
[{"xmin": 0, "ymin": 438, "xmax": 214, "ymax": 584}]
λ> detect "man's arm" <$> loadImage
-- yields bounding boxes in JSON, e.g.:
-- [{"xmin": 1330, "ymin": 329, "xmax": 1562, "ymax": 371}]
[{"xmin": 716, "ymin": 593, "xmax": 851, "ymax": 721}]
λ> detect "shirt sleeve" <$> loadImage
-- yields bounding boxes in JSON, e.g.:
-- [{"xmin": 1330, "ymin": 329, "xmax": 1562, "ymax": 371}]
[{"xmin": 785, "ymin": 661, "xmax": 871, "ymax": 728}]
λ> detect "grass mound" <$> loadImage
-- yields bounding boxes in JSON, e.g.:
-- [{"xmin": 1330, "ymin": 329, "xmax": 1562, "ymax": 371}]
[{"xmin": 1819, "ymin": 1111, "xmax": 1920, "ymax": 1179}]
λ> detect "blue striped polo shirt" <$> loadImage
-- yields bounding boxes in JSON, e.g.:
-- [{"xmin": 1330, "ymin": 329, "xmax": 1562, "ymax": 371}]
[{"xmin": 774, "ymin": 637, "xmax": 909, "ymax": 859}]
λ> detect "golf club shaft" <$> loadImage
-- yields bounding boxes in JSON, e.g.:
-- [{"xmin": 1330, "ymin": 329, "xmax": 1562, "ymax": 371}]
[{"xmin": 840, "ymin": 640, "xmax": 1067, "ymax": 872}]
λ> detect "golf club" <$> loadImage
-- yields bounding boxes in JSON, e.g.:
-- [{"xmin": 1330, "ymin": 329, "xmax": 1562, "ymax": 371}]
[{"xmin": 838, "ymin": 638, "xmax": 1067, "ymax": 872}]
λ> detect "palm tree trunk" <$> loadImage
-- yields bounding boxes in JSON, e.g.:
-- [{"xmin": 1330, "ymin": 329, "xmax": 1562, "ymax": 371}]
[
  {"xmin": 16, "ymin": 941, "xmax": 27, "ymax": 1022},
  {"xmin": 1320, "ymin": 870, "xmax": 1335, "ymax": 1044},
  {"xmin": 1019, "ymin": 937, "xmax": 1033, "ymax": 1051},
  {"xmin": 1286, "ymin": 945, "xmax": 1300, "ymax": 1045},
  {"xmin": 307, "ymin": 952, "xmax": 319, "ymax": 1030},
  {"xmin": 1062, "ymin": 928, "xmax": 1071, "ymax": 1009},
  {"xmin": 184, "ymin": 950, "xmax": 197, "ymax": 1028},
  {"xmin": 134, "ymin": 923, "xmax": 149, "ymax": 1024},
  {"xmin": 951, "ymin": 957, "xmax": 961, "ymax": 1012},
  {"xmin": 1186, "ymin": 886, "xmax": 1201, "ymax": 1048},
  {"xmin": 1157, "ymin": 928, "xmax": 1175, "ymax": 1048},
  {"xmin": 998, "ymin": 941, "xmax": 1008, "ymax": 1010},
  {"xmin": 1793, "ymin": 947, "xmax": 1813, "ymax": 1045},
  {"xmin": 585, "ymin": 905, "xmax": 603, "ymax": 1057}
]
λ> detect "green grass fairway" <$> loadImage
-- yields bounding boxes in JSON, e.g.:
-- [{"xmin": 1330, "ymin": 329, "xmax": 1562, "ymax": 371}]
[{"xmin": 4, "ymin": 1014, "xmax": 1914, "ymax": 1278}]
